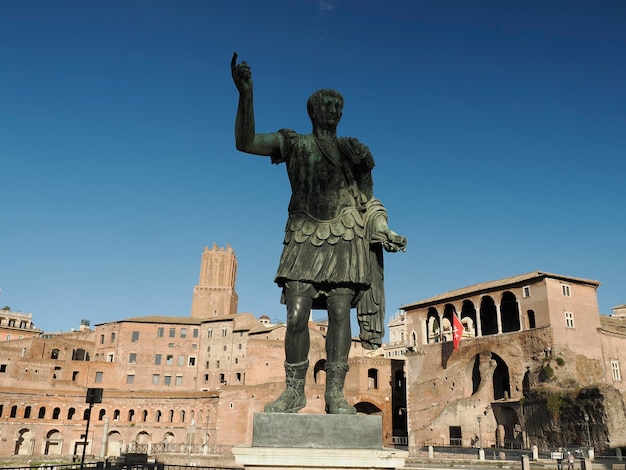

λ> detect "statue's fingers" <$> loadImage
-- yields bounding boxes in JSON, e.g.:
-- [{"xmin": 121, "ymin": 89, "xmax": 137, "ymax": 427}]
[{"xmin": 231, "ymin": 52, "xmax": 238, "ymax": 71}]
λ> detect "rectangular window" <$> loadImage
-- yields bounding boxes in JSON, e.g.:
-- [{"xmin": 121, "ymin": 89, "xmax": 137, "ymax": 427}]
[
  {"xmin": 177, "ymin": 355, "xmax": 185, "ymax": 366},
  {"xmin": 561, "ymin": 284, "xmax": 571, "ymax": 297},
  {"xmin": 180, "ymin": 328, "xmax": 187, "ymax": 338},
  {"xmin": 107, "ymin": 353, "xmax": 114, "ymax": 362},
  {"xmin": 611, "ymin": 360, "xmax": 621, "ymax": 381},
  {"xmin": 1, "ymin": 364, "xmax": 7, "ymax": 373},
  {"xmin": 207, "ymin": 329, "xmax": 213, "ymax": 338},
  {"xmin": 222, "ymin": 328, "xmax": 227, "ymax": 337},
  {"xmin": 129, "ymin": 353, "xmax": 137, "ymax": 364},
  {"xmin": 565, "ymin": 311, "xmax": 575, "ymax": 328},
  {"xmin": 157, "ymin": 327, "xmax": 164, "ymax": 337},
  {"xmin": 164, "ymin": 375, "xmax": 171, "ymax": 386},
  {"xmin": 95, "ymin": 371, "xmax": 103, "ymax": 383},
  {"xmin": 216, "ymin": 360, "xmax": 220, "ymax": 368},
  {"xmin": 166, "ymin": 355, "xmax": 174, "ymax": 366},
  {"xmin": 522, "ymin": 286, "xmax": 531, "ymax": 298},
  {"xmin": 175, "ymin": 375, "xmax": 183, "ymax": 386},
  {"xmin": 131, "ymin": 331, "xmax": 140, "ymax": 342},
  {"xmin": 168, "ymin": 343, "xmax": 174, "ymax": 348},
  {"xmin": 154, "ymin": 354, "xmax": 162, "ymax": 365},
  {"xmin": 193, "ymin": 328, "xmax": 199, "ymax": 338},
  {"xmin": 188, "ymin": 357, "xmax": 196, "ymax": 366},
  {"xmin": 192, "ymin": 343, "xmax": 197, "ymax": 349},
  {"xmin": 126, "ymin": 374, "xmax": 134, "ymax": 384},
  {"xmin": 238, "ymin": 343, "xmax": 242, "ymax": 350},
  {"xmin": 100, "ymin": 335, "xmax": 105, "ymax": 344},
  {"xmin": 219, "ymin": 373, "xmax": 225, "ymax": 383},
  {"xmin": 152, "ymin": 374, "xmax": 160, "ymax": 385},
  {"xmin": 169, "ymin": 328, "xmax": 176, "ymax": 338},
  {"xmin": 204, "ymin": 374, "xmax": 209, "ymax": 383}
]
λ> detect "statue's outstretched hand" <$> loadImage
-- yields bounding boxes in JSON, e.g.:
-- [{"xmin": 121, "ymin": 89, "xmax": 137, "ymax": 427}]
[
  {"xmin": 231, "ymin": 52, "xmax": 252, "ymax": 94},
  {"xmin": 372, "ymin": 228, "xmax": 407, "ymax": 253}
]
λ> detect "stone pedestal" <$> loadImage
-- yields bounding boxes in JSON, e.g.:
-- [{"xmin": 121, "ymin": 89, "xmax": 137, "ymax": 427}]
[{"xmin": 233, "ymin": 413, "xmax": 408, "ymax": 470}]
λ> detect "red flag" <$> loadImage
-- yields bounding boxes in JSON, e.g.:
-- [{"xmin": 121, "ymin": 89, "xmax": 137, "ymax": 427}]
[{"xmin": 452, "ymin": 314, "xmax": 464, "ymax": 351}]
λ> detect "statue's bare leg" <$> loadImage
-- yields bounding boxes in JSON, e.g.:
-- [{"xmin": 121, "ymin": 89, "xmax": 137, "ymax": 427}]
[
  {"xmin": 265, "ymin": 283, "xmax": 313, "ymax": 413},
  {"xmin": 325, "ymin": 290, "xmax": 356, "ymax": 414}
]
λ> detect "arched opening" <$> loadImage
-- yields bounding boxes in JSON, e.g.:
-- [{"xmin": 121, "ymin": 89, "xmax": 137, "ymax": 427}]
[
  {"xmin": 83, "ymin": 408, "xmax": 90, "ymax": 420},
  {"xmin": 468, "ymin": 354, "xmax": 481, "ymax": 395},
  {"xmin": 51, "ymin": 349, "xmax": 60, "ymax": 359},
  {"xmin": 480, "ymin": 296, "xmax": 498, "ymax": 335},
  {"xmin": 107, "ymin": 431, "xmax": 123, "ymax": 457},
  {"xmin": 493, "ymin": 405, "xmax": 521, "ymax": 448},
  {"xmin": 442, "ymin": 304, "xmax": 456, "ymax": 342},
  {"xmin": 156, "ymin": 410, "xmax": 162, "ymax": 423},
  {"xmin": 113, "ymin": 409, "xmax": 120, "ymax": 421},
  {"xmin": 492, "ymin": 353, "xmax": 511, "ymax": 400},
  {"xmin": 354, "ymin": 402, "xmax": 382, "ymax": 414},
  {"xmin": 426, "ymin": 308, "xmax": 440, "ymax": 344},
  {"xmin": 461, "ymin": 300, "xmax": 477, "ymax": 337},
  {"xmin": 24, "ymin": 406, "xmax": 31, "ymax": 419},
  {"xmin": 44, "ymin": 429, "xmax": 62, "ymax": 455},
  {"xmin": 52, "ymin": 407, "xmax": 61, "ymax": 419},
  {"xmin": 67, "ymin": 408, "xmax": 76, "ymax": 420},
  {"xmin": 128, "ymin": 409, "xmax": 135, "ymax": 422},
  {"xmin": 10, "ymin": 405, "xmax": 18, "ymax": 418},
  {"xmin": 313, "ymin": 359, "xmax": 326, "ymax": 384},
  {"xmin": 142, "ymin": 410, "xmax": 148, "ymax": 422},
  {"xmin": 14, "ymin": 428, "xmax": 33, "ymax": 455},
  {"xmin": 98, "ymin": 409, "xmax": 106, "ymax": 421},
  {"xmin": 168, "ymin": 410, "xmax": 174, "ymax": 423},
  {"xmin": 500, "ymin": 292, "xmax": 520, "ymax": 333},
  {"xmin": 38, "ymin": 407, "xmax": 46, "ymax": 419}
]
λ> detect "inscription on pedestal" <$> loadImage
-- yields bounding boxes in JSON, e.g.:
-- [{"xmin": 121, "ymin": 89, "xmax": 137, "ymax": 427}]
[{"xmin": 252, "ymin": 413, "xmax": 383, "ymax": 449}]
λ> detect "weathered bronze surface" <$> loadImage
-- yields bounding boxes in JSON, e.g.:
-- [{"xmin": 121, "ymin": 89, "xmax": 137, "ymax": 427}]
[{"xmin": 231, "ymin": 53, "xmax": 406, "ymax": 414}]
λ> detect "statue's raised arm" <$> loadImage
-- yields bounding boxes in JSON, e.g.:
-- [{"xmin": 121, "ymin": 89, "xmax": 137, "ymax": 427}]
[{"xmin": 231, "ymin": 53, "xmax": 279, "ymax": 156}]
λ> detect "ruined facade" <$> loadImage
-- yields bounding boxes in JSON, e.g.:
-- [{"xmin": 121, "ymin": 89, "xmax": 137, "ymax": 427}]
[{"xmin": 401, "ymin": 271, "xmax": 626, "ymax": 453}]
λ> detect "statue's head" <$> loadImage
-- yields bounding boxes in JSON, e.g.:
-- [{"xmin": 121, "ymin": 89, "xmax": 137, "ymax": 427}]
[{"xmin": 307, "ymin": 89, "xmax": 344, "ymax": 130}]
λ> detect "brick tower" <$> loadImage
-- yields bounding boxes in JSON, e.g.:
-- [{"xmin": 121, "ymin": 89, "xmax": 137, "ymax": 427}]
[{"xmin": 190, "ymin": 244, "xmax": 239, "ymax": 318}]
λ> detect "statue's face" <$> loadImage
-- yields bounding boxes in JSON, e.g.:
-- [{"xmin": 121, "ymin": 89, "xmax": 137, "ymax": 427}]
[{"xmin": 315, "ymin": 95, "xmax": 343, "ymax": 129}]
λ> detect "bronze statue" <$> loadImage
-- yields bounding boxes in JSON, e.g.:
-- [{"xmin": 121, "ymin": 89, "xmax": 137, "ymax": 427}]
[{"xmin": 231, "ymin": 53, "xmax": 407, "ymax": 414}]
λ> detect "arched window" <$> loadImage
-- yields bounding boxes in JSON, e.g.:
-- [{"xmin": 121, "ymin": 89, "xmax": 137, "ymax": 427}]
[
  {"xmin": 68, "ymin": 408, "xmax": 76, "ymax": 420},
  {"xmin": 52, "ymin": 407, "xmax": 61, "ymax": 419},
  {"xmin": 169, "ymin": 410, "xmax": 174, "ymax": 423},
  {"xmin": 142, "ymin": 410, "xmax": 148, "ymax": 422},
  {"xmin": 99, "ymin": 409, "xmax": 106, "ymax": 420},
  {"xmin": 156, "ymin": 410, "xmax": 162, "ymax": 422},
  {"xmin": 10, "ymin": 405, "xmax": 18, "ymax": 418},
  {"xmin": 113, "ymin": 409, "xmax": 120, "ymax": 421},
  {"xmin": 128, "ymin": 409, "xmax": 135, "ymax": 421},
  {"xmin": 83, "ymin": 408, "xmax": 90, "ymax": 420},
  {"xmin": 38, "ymin": 407, "xmax": 46, "ymax": 419},
  {"xmin": 24, "ymin": 406, "xmax": 32, "ymax": 419},
  {"xmin": 51, "ymin": 349, "xmax": 60, "ymax": 359}
]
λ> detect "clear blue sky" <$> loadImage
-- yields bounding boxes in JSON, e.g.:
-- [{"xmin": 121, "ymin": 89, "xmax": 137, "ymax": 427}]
[{"xmin": 2, "ymin": 0, "xmax": 625, "ymax": 335}]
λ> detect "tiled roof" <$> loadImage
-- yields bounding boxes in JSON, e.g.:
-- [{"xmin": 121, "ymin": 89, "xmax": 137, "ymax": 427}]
[{"xmin": 401, "ymin": 270, "xmax": 600, "ymax": 310}]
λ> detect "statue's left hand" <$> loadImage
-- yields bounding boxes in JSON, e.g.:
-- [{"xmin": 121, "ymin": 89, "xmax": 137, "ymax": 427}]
[{"xmin": 372, "ymin": 228, "xmax": 407, "ymax": 253}]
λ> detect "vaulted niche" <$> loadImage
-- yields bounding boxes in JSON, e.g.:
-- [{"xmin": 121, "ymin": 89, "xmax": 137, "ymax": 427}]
[{"xmin": 492, "ymin": 353, "xmax": 511, "ymax": 400}]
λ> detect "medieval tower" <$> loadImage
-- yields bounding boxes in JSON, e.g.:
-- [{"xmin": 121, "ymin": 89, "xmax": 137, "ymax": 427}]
[{"xmin": 190, "ymin": 244, "xmax": 238, "ymax": 318}]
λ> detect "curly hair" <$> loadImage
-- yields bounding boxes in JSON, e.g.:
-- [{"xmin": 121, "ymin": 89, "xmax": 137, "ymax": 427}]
[{"xmin": 306, "ymin": 89, "xmax": 344, "ymax": 125}]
